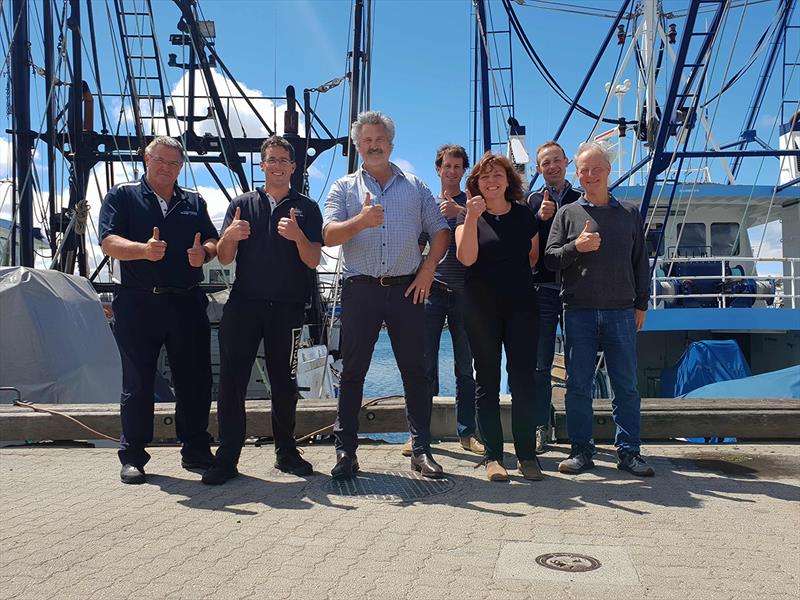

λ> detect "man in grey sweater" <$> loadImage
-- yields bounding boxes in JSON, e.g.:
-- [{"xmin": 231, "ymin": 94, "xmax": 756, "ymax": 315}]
[{"xmin": 544, "ymin": 142, "xmax": 654, "ymax": 477}]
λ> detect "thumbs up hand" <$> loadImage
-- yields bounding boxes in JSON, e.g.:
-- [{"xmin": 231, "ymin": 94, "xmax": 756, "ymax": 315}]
[
  {"xmin": 187, "ymin": 232, "xmax": 207, "ymax": 267},
  {"xmin": 144, "ymin": 226, "xmax": 167, "ymax": 261},
  {"xmin": 538, "ymin": 189, "xmax": 556, "ymax": 221},
  {"xmin": 224, "ymin": 205, "xmax": 251, "ymax": 242},
  {"xmin": 575, "ymin": 219, "xmax": 602, "ymax": 253},
  {"xmin": 439, "ymin": 191, "xmax": 461, "ymax": 219},
  {"xmin": 465, "ymin": 189, "xmax": 486, "ymax": 220},
  {"xmin": 278, "ymin": 206, "xmax": 304, "ymax": 242},
  {"xmin": 358, "ymin": 192, "xmax": 384, "ymax": 229}
]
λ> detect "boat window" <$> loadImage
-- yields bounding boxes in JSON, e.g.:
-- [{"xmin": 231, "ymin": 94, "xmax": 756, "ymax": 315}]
[
  {"xmin": 710, "ymin": 222, "xmax": 740, "ymax": 256},
  {"xmin": 676, "ymin": 223, "xmax": 707, "ymax": 257},
  {"xmin": 646, "ymin": 223, "xmax": 664, "ymax": 258}
]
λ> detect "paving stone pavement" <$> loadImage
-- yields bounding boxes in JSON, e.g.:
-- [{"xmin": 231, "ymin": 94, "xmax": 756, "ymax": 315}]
[{"xmin": 1, "ymin": 441, "xmax": 798, "ymax": 600}]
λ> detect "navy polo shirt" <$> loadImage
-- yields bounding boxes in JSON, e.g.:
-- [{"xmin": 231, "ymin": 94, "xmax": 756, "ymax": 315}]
[
  {"xmin": 98, "ymin": 177, "xmax": 219, "ymax": 289},
  {"xmin": 222, "ymin": 188, "xmax": 323, "ymax": 303}
]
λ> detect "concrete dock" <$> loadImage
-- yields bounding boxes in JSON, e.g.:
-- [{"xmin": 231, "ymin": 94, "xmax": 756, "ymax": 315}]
[{"xmin": 1, "ymin": 441, "xmax": 798, "ymax": 599}]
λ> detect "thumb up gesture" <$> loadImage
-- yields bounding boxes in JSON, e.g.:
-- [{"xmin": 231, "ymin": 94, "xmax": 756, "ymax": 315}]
[
  {"xmin": 538, "ymin": 189, "xmax": 556, "ymax": 221},
  {"xmin": 278, "ymin": 207, "xmax": 303, "ymax": 242},
  {"xmin": 465, "ymin": 189, "xmax": 486, "ymax": 220},
  {"xmin": 575, "ymin": 220, "xmax": 601, "ymax": 253},
  {"xmin": 187, "ymin": 232, "xmax": 207, "ymax": 267},
  {"xmin": 143, "ymin": 226, "xmax": 167, "ymax": 261}
]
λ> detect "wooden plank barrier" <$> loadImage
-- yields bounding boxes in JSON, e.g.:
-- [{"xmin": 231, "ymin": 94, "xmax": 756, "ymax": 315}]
[{"xmin": 1, "ymin": 391, "xmax": 798, "ymax": 442}]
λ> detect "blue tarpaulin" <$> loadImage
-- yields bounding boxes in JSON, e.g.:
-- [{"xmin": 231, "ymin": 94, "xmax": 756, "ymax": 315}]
[
  {"xmin": 660, "ymin": 340, "xmax": 751, "ymax": 398},
  {"xmin": 683, "ymin": 365, "xmax": 800, "ymax": 399}
]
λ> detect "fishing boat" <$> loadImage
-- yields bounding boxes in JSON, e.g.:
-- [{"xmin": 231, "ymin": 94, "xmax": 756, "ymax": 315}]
[
  {"xmin": 468, "ymin": 0, "xmax": 799, "ymax": 397},
  {"xmin": 2, "ymin": 0, "xmax": 798, "ymax": 406}
]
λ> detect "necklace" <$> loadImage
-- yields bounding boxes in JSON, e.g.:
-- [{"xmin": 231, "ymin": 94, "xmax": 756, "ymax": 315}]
[{"xmin": 486, "ymin": 203, "xmax": 510, "ymax": 221}]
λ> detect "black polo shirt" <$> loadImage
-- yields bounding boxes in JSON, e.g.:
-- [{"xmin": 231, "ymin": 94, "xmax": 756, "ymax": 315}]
[
  {"xmin": 98, "ymin": 177, "xmax": 219, "ymax": 289},
  {"xmin": 222, "ymin": 188, "xmax": 323, "ymax": 303}
]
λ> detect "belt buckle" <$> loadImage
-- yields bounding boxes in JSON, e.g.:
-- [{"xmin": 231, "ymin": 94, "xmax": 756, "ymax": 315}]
[{"xmin": 379, "ymin": 276, "xmax": 389, "ymax": 287}]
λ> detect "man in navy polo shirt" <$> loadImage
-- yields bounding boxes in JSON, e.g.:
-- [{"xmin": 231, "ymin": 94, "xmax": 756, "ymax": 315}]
[
  {"xmin": 99, "ymin": 136, "xmax": 219, "ymax": 485},
  {"xmin": 202, "ymin": 136, "xmax": 323, "ymax": 485}
]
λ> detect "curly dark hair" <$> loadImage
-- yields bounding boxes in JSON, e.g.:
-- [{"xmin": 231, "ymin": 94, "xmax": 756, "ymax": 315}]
[{"xmin": 465, "ymin": 152, "xmax": 525, "ymax": 205}]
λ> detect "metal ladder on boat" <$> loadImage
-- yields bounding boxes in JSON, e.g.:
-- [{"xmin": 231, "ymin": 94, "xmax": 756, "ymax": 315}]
[
  {"xmin": 114, "ymin": 0, "xmax": 173, "ymax": 145},
  {"xmin": 470, "ymin": 0, "xmax": 516, "ymax": 160}
]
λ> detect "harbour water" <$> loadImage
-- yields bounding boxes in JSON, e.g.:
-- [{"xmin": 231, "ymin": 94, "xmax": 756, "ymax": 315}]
[{"xmin": 363, "ymin": 329, "xmax": 456, "ymax": 398}]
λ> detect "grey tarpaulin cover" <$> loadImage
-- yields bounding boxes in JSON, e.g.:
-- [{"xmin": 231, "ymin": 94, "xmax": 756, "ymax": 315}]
[{"xmin": 0, "ymin": 267, "xmax": 122, "ymax": 404}]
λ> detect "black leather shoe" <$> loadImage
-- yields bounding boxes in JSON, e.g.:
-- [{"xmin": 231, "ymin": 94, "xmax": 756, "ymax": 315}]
[
  {"xmin": 181, "ymin": 455, "xmax": 215, "ymax": 471},
  {"xmin": 275, "ymin": 450, "xmax": 314, "ymax": 476},
  {"xmin": 330, "ymin": 452, "xmax": 359, "ymax": 480},
  {"xmin": 411, "ymin": 452, "xmax": 444, "ymax": 478},
  {"xmin": 201, "ymin": 463, "xmax": 239, "ymax": 485},
  {"xmin": 120, "ymin": 464, "xmax": 145, "ymax": 485}
]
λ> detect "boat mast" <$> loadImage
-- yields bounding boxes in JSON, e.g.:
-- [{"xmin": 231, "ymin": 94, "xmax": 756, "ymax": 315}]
[
  {"xmin": 346, "ymin": 0, "xmax": 365, "ymax": 174},
  {"xmin": 11, "ymin": 0, "xmax": 34, "ymax": 267}
]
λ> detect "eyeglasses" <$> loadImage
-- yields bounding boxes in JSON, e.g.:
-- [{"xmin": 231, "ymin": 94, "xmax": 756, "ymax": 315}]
[
  {"xmin": 263, "ymin": 158, "xmax": 294, "ymax": 166},
  {"xmin": 150, "ymin": 156, "xmax": 183, "ymax": 168}
]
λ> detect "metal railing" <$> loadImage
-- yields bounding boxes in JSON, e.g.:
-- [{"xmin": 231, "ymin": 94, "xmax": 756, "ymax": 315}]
[{"xmin": 650, "ymin": 256, "xmax": 799, "ymax": 309}]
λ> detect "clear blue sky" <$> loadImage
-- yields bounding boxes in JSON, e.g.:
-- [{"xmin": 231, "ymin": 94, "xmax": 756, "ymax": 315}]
[{"xmin": 0, "ymin": 0, "xmax": 794, "ymax": 264}]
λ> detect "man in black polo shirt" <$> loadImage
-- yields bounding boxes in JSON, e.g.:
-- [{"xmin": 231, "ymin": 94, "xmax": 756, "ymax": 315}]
[
  {"xmin": 202, "ymin": 136, "xmax": 323, "ymax": 485},
  {"xmin": 99, "ymin": 136, "xmax": 219, "ymax": 485},
  {"xmin": 526, "ymin": 141, "xmax": 581, "ymax": 453}
]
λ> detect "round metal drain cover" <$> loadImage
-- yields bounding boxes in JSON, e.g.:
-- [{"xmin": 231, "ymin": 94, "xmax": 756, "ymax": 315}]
[
  {"xmin": 325, "ymin": 470, "xmax": 455, "ymax": 502},
  {"xmin": 535, "ymin": 553, "xmax": 602, "ymax": 573}
]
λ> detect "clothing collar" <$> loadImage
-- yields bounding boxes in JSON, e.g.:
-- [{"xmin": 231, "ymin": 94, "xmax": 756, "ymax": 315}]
[
  {"xmin": 578, "ymin": 192, "xmax": 620, "ymax": 208},
  {"xmin": 140, "ymin": 175, "xmax": 185, "ymax": 202},
  {"xmin": 261, "ymin": 186, "xmax": 297, "ymax": 206},
  {"xmin": 359, "ymin": 161, "xmax": 407, "ymax": 182}
]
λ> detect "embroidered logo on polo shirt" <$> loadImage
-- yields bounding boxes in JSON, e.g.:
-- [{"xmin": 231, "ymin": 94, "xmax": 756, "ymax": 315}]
[
  {"xmin": 292, "ymin": 209, "xmax": 304, "ymax": 218},
  {"xmin": 179, "ymin": 210, "xmax": 198, "ymax": 216}
]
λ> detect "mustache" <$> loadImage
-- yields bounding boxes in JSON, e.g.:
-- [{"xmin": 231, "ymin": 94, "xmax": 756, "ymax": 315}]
[{"xmin": 367, "ymin": 149, "xmax": 384, "ymax": 155}]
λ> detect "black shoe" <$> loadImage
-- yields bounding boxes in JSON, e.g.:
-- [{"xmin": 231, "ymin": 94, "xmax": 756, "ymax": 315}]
[
  {"xmin": 181, "ymin": 455, "xmax": 215, "ymax": 471},
  {"xmin": 617, "ymin": 452, "xmax": 655, "ymax": 477},
  {"xmin": 201, "ymin": 463, "xmax": 239, "ymax": 485},
  {"xmin": 330, "ymin": 452, "xmax": 359, "ymax": 480},
  {"xmin": 558, "ymin": 452, "xmax": 595, "ymax": 474},
  {"xmin": 275, "ymin": 450, "xmax": 314, "ymax": 476},
  {"xmin": 120, "ymin": 464, "xmax": 146, "ymax": 485},
  {"xmin": 411, "ymin": 452, "xmax": 444, "ymax": 479}
]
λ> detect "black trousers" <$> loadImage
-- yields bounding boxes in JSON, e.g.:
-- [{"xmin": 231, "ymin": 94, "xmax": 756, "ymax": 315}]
[
  {"xmin": 463, "ymin": 283, "xmax": 540, "ymax": 462},
  {"xmin": 335, "ymin": 278, "xmax": 431, "ymax": 455},
  {"xmin": 112, "ymin": 287, "xmax": 212, "ymax": 468},
  {"xmin": 215, "ymin": 298, "xmax": 305, "ymax": 466}
]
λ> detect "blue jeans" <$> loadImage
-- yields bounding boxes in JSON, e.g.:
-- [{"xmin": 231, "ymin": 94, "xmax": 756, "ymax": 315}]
[
  {"xmin": 563, "ymin": 308, "xmax": 642, "ymax": 456},
  {"xmin": 533, "ymin": 286, "xmax": 562, "ymax": 428},
  {"xmin": 424, "ymin": 288, "xmax": 477, "ymax": 438}
]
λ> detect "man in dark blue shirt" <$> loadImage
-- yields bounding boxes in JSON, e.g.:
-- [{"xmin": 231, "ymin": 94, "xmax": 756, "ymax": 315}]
[
  {"xmin": 99, "ymin": 136, "xmax": 219, "ymax": 485},
  {"xmin": 526, "ymin": 141, "xmax": 581, "ymax": 453},
  {"xmin": 202, "ymin": 136, "xmax": 323, "ymax": 485},
  {"xmin": 409, "ymin": 144, "xmax": 482, "ymax": 458}
]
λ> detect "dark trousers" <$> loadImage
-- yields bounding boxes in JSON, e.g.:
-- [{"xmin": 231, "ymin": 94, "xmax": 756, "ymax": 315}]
[
  {"xmin": 112, "ymin": 287, "xmax": 212, "ymax": 468},
  {"xmin": 335, "ymin": 278, "xmax": 431, "ymax": 455},
  {"xmin": 533, "ymin": 285, "xmax": 563, "ymax": 428},
  {"xmin": 464, "ymin": 284, "xmax": 540, "ymax": 462},
  {"xmin": 424, "ymin": 287, "xmax": 477, "ymax": 437},
  {"xmin": 215, "ymin": 298, "xmax": 305, "ymax": 466}
]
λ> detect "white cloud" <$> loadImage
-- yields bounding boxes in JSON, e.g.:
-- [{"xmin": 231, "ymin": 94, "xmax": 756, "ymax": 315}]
[{"xmin": 393, "ymin": 158, "xmax": 417, "ymax": 175}]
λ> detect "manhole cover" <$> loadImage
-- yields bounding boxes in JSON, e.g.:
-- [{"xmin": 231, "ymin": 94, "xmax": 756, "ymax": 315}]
[
  {"xmin": 325, "ymin": 470, "xmax": 455, "ymax": 502},
  {"xmin": 535, "ymin": 553, "xmax": 602, "ymax": 573}
]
